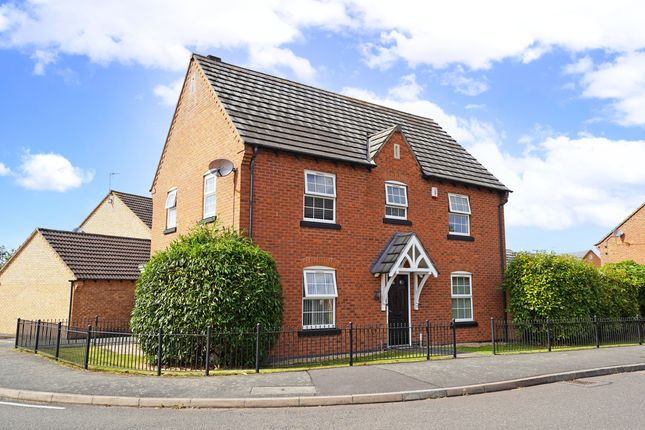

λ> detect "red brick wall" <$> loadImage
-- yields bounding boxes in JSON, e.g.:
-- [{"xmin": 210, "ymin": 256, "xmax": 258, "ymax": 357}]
[
  {"xmin": 248, "ymin": 132, "xmax": 507, "ymax": 342},
  {"xmin": 69, "ymin": 280, "xmax": 136, "ymax": 324}
]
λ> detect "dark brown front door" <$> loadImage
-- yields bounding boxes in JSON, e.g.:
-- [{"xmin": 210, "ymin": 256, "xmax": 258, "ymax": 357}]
[{"xmin": 388, "ymin": 275, "xmax": 410, "ymax": 346}]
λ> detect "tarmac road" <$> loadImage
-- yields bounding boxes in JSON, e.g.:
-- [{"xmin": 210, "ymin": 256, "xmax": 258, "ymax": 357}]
[{"xmin": 2, "ymin": 370, "xmax": 643, "ymax": 430}]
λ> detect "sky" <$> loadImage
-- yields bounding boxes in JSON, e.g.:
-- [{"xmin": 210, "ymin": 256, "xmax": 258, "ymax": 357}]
[{"xmin": 1, "ymin": 0, "xmax": 644, "ymax": 254}]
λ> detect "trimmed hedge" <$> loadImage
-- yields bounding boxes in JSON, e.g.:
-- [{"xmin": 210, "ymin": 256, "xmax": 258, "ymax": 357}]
[
  {"xmin": 503, "ymin": 252, "xmax": 640, "ymax": 321},
  {"xmin": 130, "ymin": 226, "xmax": 282, "ymax": 368}
]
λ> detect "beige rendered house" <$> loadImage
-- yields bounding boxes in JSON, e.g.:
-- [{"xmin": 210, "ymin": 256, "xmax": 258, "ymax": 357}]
[{"xmin": 0, "ymin": 190, "xmax": 152, "ymax": 334}]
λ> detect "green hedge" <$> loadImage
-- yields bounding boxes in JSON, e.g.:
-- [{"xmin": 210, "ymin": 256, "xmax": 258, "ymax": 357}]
[
  {"xmin": 130, "ymin": 226, "xmax": 282, "ymax": 368},
  {"xmin": 503, "ymin": 252, "xmax": 640, "ymax": 321}
]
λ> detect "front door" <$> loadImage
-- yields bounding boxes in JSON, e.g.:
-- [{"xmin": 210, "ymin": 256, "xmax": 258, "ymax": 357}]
[{"xmin": 388, "ymin": 275, "xmax": 410, "ymax": 346}]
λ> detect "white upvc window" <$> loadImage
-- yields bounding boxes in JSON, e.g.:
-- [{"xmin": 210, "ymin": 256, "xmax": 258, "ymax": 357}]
[
  {"xmin": 303, "ymin": 171, "xmax": 336, "ymax": 223},
  {"xmin": 203, "ymin": 173, "xmax": 216, "ymax": 219},
  {"xmin": 448, "ymin": 193, "xmax": 471, "ymax": 235},
  {"xmin": 302, "ymin": 268, "xmax": 338, "ymax": 329},
  {"xmin": 451, "ymin": 272, "xmax": 473, "ymax": 322},
  {"xmin": 385, "ymin": 181, "xmax": 408, "ymax": 219},
  {"xmin": 165, "ymin": 188, "xmax": 177, "ymax": 229}
]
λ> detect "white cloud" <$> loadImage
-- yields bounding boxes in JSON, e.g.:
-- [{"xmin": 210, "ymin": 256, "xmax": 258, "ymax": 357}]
[
  {"xmin": 0, "ymin": 162, "xmax": 10, "ymax": 176},
  {"xmin": 470, "ymin": 135, "xmax": 645, "ymax": 230},
  {"xmin": 441, "ymin": 66, "xmax": 488, "ymax": 96},
  {"xmin": 563, "ymin": 56, "xmax": 593, "ymax": 75},
  {"xmin": 387, "ymin": 74, "xmax": 422, "ymax": 101},
  {"xmin": 248, "ymin": 46, "xmax": 316, "ymax": 83},
  {"xmin": 16, "ymin": 152, "xmax": 94, "ymax": 191},
  {"xmin": 350, "ymin": 0, "xmax": 645, "ymax": 69},
  {"xmin": 153, "ymin": 79, "xmax": 183, "ymax": 106},
  {"xmin": 30, "ymin": 49, "xmax": 56, "ymax": 75},
  {"xmin": 0, "ymin": 0, "xmax": 345, "ymax": 81},
  {"xmin": 566, "ymin": 52, "xmax": 645, "ymax": 126},
  {"xmin": 343, "ymin": 77, "xmax": 645, "ymax": 230}
]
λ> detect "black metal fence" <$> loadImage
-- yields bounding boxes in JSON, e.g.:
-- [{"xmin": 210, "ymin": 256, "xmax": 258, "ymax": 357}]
[
  {"xmin": 15, "ymin": 317, "xmax": 644, "ymax": 375},
  {"xmin": 15, "ymin": 319, "xmax": 456, "ymax": 375},
  {"xmin": 490, "ymin": 317, "xmax": 644, "ymax": 354}
]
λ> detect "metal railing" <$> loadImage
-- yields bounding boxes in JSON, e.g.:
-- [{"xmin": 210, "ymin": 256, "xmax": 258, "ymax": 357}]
[
  {"xmin": 15, "ymin": 317, "xmax": 644, "ymax": 375},
  {"xmin": 15, "ymin": 319, "xmax": 457, "ymax": 375},
  {"xmin": 490, "ymin": 316, "xmax": 644, "ymax": 354}
]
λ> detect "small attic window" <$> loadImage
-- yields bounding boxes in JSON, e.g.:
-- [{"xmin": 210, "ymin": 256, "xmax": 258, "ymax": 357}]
[
  {"xmin": 394, "ymin": 144, "xmax": 401, "ymax": 159},
  {"xmin": 190, "ymin": 73, "xmax": 197, "ymax": 95}
]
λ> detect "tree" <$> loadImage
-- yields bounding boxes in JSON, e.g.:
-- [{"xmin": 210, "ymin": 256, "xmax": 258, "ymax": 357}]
[
  {"xmin": 0, "ymin": 245, "xmax": 15, "ymax": 269},
  {"xmin": 130, "ymin": 225, "xmax": 283, "ymax": 368}
]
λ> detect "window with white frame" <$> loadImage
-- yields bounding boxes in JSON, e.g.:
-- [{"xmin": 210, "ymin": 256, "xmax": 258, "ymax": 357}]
[
  {"xmin": 203, "ymin": 173, "xmax": 216, "ymax": 219},
  {"xmin": 303, "ymin": 171, "xmax": 336, "ymax": 222},
  {"xmin": 448, "ymin": 193, "xmax": 471, "ymax": 235},
  {"xmin": 165, "ymin": 188, "xmax": 177, "ymax": 229},
  {"xmin": 385, "ymin": 182, "xmax": 408, "ymax": 219},
  {"xmin": 302, "ymin": 269, "xmax": 337, "ymax": 329},
  {"xmin": 451, "ymin": 273, "xmax": 473, "ymax": 321}
]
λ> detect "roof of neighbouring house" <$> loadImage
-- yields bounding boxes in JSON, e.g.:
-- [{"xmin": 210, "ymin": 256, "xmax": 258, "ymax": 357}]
[
  {"xmin": 38, "ymin": 229, "xmax": 150, "ymax": 280},
  {"xmin": 595, "ymin": 202, "xmax": 645, "ymax": 246},
  {"xmin": 112, "ymin": 191, "xmax": 153, "ymax": 228},
  {"xmin": 193, "ymin": 54, "xmax": 509, "ymax": 192}
]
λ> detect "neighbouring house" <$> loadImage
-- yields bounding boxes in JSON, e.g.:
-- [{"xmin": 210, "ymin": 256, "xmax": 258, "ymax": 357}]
[
  {"xmin": 150, "ymin": 54, "xmax": 510, "ymax": 343},
  {"xmin": 563, "ymin": 250, "xmax": 601, "ymax": 267},
  {"xmin": 595, "ymin": 202, "xmax": 645, "ymax": 265},
  {"xmin": 0, "ymin": 191, "xmax": 152, "ymax": 334},
  {"xmin": 78, "ymin": 190, "xmax": 152, "ymax": 239}
]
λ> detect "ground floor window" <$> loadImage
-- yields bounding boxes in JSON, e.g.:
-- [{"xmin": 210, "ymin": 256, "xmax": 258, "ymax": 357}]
[
  {"xmin": 451, "ymin": 272, "xmax": 473, "ymax": 321},
  {"xmin": 302, "ymin": 268, "xmax": 337, "ymax": 329}
]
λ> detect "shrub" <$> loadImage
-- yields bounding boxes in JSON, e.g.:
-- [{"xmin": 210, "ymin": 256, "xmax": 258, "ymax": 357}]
[
  {"xmin": 503, "ymin": 252, "xmax": 601, "ymax": 321},
  {"xmin": 600, "ymin": 261, "xmax": 645, "ymax": 316},
  {"xmin": 130, "ymin": 225, "xmax": 282, "ymax": 368}
]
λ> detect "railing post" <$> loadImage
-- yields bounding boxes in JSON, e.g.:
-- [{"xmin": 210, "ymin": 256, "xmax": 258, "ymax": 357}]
[
  {"xmin": 425, "ymin": 320, "xmax": 430, "ymax": 360},
  {"xmin": 546, "ymin": 318, "xmax": 552, "ymax": 352},
  {"xmin": 93, "ymin": 315, "xmax": 99, "ymax": 347},
  {"xmin": 83, "ymin": 325, "xmax": 92, "ymax": 369},
  {"xmin": 14, "ymin": 318, "xmax": 21, "ymax": 349},
  {"xmin": 594, "ymin": 315, "xmax": 600, "ymax": 348},
  {"xmin": 34, "ymin": 319, "xmax": 42, "ymax": 354},
  {"xmin": 157, "ymin": 327, "xmax": 163, "ymax": 376},
  {"xmin": 55, "ymin": 322, "xmax": 62, "ymax": 360},
  {"xmin": 451, "ymin": 319, "xmax": 457, "ymax": 358},
  {"xmin": 349, "ymin": 322, "xmax": 353, "ymax": 366},
  {"xmin": 255, "ymin": 323, "xmax": 261, "ymax": 374},
  {"xmin": 637, "ymin": 316, "xmax": 643, "ymax": 346},
  {"xmin": 491, "ymin": 317, "xmax": 496, "ymax": 355},
  {"xmin": 204, "ymin": 326, "xmax": 212, "ymax": 376}
]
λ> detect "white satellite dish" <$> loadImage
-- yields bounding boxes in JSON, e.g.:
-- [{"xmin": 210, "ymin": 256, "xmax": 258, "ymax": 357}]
[{"xmin": 208, "ymin": 159, "xmax": 236, "ymax": 177}]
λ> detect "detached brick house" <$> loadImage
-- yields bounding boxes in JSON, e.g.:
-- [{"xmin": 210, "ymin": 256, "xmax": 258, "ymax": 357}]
[
  {"xmin": 0, "ymin": 191, "xmax": 151, "ymax": 333},
  {"xmin": 151, "ymin": 54, "xmax": 510, "ymax": 342},
  {"xmin": 595, "ymin": 202, "xmax": 645, "ymax": 265}
]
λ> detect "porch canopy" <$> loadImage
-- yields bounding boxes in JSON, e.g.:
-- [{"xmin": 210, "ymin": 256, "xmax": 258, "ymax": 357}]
[{"xmin": 370, "ymin": 232, "xmax": 438, "ymax": 311}]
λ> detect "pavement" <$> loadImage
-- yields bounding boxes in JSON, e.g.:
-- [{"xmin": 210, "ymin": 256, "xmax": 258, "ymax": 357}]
[{"xmin": 1, "ymin": 339, "xmax": 644, "ymax": 408}]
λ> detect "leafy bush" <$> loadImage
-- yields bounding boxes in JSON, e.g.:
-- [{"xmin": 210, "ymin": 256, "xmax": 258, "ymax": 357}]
[
  {"xmin": 600, "ymin": 261, "xmax": 645, "ymax": 316},
  {"xmin": 131, "ymin": 225, "xmax": 282, "ymax": 368},
  {"xmin": 503, "ymin": 252, "xmax": 600, "ymax": 321}
]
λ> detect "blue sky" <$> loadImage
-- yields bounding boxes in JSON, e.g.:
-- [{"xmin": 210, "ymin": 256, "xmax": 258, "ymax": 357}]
[{"xmin": 1, "ymin": 1, "xmax": 644, "ymax": 253}]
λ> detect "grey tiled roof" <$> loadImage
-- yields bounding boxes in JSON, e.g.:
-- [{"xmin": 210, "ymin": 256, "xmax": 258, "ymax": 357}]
[
  {"xmin": 113, "ymin": 191, "xmax": 152, "ymax": 228},
  {"xmin": 371, "ymin": 232, "xmax": 417, "ymax": 274},
  {"xmin": 195, "ymin": 54, "xmax": 508, "ymax": 191},
  {"xmin": 39, "ymin": 229, "xmax": 150, "ymax": 280}
]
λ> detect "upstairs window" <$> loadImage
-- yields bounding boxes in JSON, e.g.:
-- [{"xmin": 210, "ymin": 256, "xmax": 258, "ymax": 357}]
[
  {"xmin": 448, "ymin": 193, "xmax": 471, "ymax": 235},
  {"xmin": 451, "ymin": 273, "xmax": 473, "ymax": 321},
  {"xmin": 303, "ymin": 268, "xmax": 338, "ymax": 329},
  {"xmin": 303, "ymin": 171, "xmax": 336, "ymax": 223},
  {"xmin": 165, "ymin": 188, "xmax": 177, "ymax": 229},
  {"xmin": 203, "ymin": 173, "xmax": 216, "ymax": 219},
  {"xmin": 385, "ymin": 182, "xmax": 408, "ymax": 219}
]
